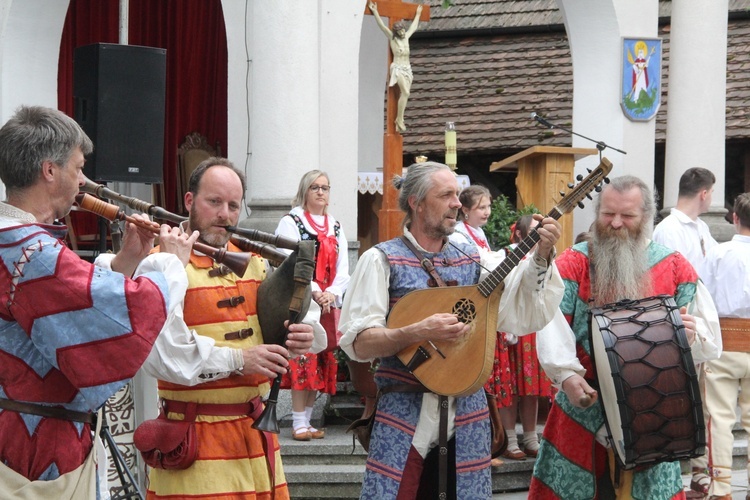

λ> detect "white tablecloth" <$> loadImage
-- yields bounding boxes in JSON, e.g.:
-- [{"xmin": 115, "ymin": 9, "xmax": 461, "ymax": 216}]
[{"xmin": 357, "ymin": 171, "xmax": 470, "ymax": 195}]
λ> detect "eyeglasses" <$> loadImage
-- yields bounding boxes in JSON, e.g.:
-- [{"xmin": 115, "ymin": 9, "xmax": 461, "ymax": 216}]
[{"xmin": 309, "ymin": 185, "xmax": 330, "ymax": 193}]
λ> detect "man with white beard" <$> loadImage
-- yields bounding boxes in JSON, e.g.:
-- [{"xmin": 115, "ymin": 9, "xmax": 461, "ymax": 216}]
[{"xmin": 528, "ymin": 175, "xmax": 721, "ymax": 500}]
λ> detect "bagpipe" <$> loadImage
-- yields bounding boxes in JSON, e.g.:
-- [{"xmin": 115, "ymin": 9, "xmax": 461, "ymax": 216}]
[{"xmin": 77, "ymin": 178, "xmax": 314, "ymax": 433}]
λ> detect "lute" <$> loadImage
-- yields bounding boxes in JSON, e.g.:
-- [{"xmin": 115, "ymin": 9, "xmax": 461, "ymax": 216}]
[{"xmin": 390, "ymin": 158, "xmax": 613, "ymax": 396}]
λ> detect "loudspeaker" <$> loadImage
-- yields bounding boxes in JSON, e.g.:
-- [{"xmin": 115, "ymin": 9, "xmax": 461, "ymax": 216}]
[{"xmin": 74, "ymin": 43, "xmax": 166, "ymax": 183}]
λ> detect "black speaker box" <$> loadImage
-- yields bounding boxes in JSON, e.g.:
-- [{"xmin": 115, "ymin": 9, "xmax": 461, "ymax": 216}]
[{"xmin": 74, "ymin": 43, "xmax": 166, "ymax": 183}]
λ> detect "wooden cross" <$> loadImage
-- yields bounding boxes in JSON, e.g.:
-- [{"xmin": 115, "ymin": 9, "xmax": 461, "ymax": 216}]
[{"xmin": 364, "ymin": 0, "xmax": 430, "ymax": 242}]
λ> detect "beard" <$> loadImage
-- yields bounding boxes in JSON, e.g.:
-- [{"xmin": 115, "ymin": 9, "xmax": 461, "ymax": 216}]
[
  {"xmin": 590, "ymin": 222, "xmax": 651, "ymax": 307},
  {"xmin": 424, "ymin": 209, "xmax": 458, "ymax": 240},
  {"xmin": 189, "ymin": 212, "xmax": 232, "ymax": 248}
]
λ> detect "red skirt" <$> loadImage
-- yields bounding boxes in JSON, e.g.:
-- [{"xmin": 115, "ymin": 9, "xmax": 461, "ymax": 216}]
[
  {"xmin": 280, "ymin": 350, "xmax": 338, "ymax": 394},
  {"xmin": 508, "ymin": 332, "xmax": 552, "ymax": 397},
  {"xmin": 484, "ymin": 332, "xmax": 514, "ymax": 407}
]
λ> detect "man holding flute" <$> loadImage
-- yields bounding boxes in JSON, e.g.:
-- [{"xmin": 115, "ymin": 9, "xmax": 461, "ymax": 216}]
[
  {"xmin": 0, "ymin": 105, "xmax": 197, "ymax": 498},
  {"xmin": 140, "ymin": 157, "xmax": 321, "ymax": 499}
]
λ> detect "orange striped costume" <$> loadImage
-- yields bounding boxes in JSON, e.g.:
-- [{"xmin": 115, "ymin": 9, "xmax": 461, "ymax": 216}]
[{"xmin": 146, "ymin": 244, "xmax": 289, "ymax": 499}]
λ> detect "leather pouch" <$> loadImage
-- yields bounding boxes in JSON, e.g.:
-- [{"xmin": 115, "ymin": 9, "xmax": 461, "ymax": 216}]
[{"xmin": 134, "ymin": 403, "xmax": 198, "ymax": 470}]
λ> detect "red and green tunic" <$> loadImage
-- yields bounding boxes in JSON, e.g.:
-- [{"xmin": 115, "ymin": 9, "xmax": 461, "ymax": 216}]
[{"xmin": 530, "ymin": 241, "xmax": 697, "ymax": 500}]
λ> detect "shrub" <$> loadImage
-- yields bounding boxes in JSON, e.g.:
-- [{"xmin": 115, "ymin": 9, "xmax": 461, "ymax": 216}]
[{"xmin": 483, "ymin": 194, "xmax": 539, "ymax": 251}]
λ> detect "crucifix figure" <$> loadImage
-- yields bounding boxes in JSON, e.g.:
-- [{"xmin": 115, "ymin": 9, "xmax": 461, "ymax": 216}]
[
  {"xmin": 365, "ymin": 0, "xmax": 430, "ymax": 241},
  {"xmin": 369, "ymin": 1, "xmax": 423, "ymax": 133}
]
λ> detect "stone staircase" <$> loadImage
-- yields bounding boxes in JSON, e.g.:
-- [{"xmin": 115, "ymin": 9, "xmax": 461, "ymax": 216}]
[{"xmin": 277, "ymin": 386, "xmax": 748, "ymax": 499}]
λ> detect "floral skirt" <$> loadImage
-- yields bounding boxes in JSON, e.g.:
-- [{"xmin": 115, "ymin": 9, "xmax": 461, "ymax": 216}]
[
  {"xmin": 508, "ymin": 332, "xmax": 552, "ymax": 397},
  {"xmin": 484, "ymin": 332, "xmax": 513, "ymax": 407},
  {"xmin": 280, "ymin": 350, "xmax": 338, "ymax": 394}
]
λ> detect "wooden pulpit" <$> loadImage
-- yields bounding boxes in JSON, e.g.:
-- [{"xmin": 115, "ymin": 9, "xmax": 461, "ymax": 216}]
[{"xmin": 489, "ymin": 146, "xmax": 599, "ymax": 253}]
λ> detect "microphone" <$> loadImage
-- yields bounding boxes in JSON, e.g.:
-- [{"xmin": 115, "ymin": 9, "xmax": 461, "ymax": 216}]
[{"xmin": 530, "ymin": 112, "xmax": 554, "ymax": 129}]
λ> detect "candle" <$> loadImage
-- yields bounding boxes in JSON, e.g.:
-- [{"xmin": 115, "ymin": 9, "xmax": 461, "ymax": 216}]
[{"xmin": 445, "ymin": 122, "xmax": 457, "ymax": 170}]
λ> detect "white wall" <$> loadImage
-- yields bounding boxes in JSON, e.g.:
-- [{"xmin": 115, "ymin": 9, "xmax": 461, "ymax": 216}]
[
  {"xmin": 358, "ymin": 17, "xmax": 387, "ymax": 173},
  {"xmin": 0, "ymin": 0, "xmax": 71, "ymax": 201},
  {"xmin": 557, "ymin": 0, "xmax": 658, "ymax": 237}
]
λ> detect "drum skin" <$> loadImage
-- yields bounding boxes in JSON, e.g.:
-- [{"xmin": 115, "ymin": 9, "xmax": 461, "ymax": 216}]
[{"xmin": 590, "ymin": 295, "xmax": 705, "ymax": 469}]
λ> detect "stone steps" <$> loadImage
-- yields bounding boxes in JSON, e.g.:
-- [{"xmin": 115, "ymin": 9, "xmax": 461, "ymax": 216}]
[{"xmin": 276, "ymin": 387, "xmax": 749, "ymax": 498}]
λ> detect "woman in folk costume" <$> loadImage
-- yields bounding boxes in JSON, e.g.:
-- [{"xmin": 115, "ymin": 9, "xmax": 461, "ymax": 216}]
[
  {"xmin": 275, "ymin": 170, "xmax": 350, "ymax": 441},
  {"xmin": 449, "ymin": 184, "xmax": 512, "ymax": 467},
  {"xmin": 497, "ymin": 215, "xmax": 554, "ymax": 461}
]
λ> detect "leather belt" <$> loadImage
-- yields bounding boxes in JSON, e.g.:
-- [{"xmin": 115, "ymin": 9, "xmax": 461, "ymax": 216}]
[
  {"xmin": 0, "ymin": 397, "xmax": 96, "ymax": 424},
  {"xmin": 720, "ymin": 317, "xmax": 750, "ymax": 352},
  {"xmin": 162, "ymin": 398, "xmax": 261, "ymax": 418}
]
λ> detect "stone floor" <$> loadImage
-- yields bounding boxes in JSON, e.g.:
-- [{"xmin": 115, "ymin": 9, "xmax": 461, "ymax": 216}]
[{"xmin": 491, "ymin": 471, "xmax": 749, "ymax": 499}]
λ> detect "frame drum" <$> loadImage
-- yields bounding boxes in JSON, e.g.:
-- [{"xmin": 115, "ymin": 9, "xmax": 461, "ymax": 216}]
[{"xmin": 590, "ymin": 295, "xmax": 705, "ymax": 469}]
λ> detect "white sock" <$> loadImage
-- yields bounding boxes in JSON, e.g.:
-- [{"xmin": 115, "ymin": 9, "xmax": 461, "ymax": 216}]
[
  {"xmin": 292, "ymin": 411, "xmax": 307, "ymax": 432},
  {"xmin": 506, "ymin": 431, "xmax": 520, "ymax": 452},
  {"xmin": 523, "ymin": 431, "xmax": 540, "ymax": 451},
  {"xmin": 305, "ymin": 406, "xmax": 318, "ymax": 432}
]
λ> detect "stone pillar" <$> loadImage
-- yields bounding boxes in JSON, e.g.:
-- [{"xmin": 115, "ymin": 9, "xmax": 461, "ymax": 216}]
[
  {"xmin": 664, "ymin": 0, "xmax": 732, "ymax": 241},
  {"xmin": 223, "ymin": 0, "xmax": 362, "ymax": 246}
]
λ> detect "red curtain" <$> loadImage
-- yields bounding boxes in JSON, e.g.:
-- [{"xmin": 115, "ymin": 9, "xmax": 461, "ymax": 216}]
[{"xmin": 58, "ymin": 0, "xmax": 228, "ymax": 217}]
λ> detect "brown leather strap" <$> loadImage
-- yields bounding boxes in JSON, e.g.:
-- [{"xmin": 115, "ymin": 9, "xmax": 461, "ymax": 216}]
[
  {"xmin": 438, "ymin": 395, "xmax": 449, "ymax": 499},
  {"xmin": 217, "ymin": 295, "xmax": 246, "ymax": 308},
  {"xmin": 162, "ymin": 398, "xmax": 261, "ymax": 418},
  {"xmin": 400, "ymin": 236, "xmax": 448, "ymax": 287},
  {"xmin": 398, "ymin": 237, "xmax": 452, "ymax": 497},
  {"xmin": 720, "ymin": 317, "xmax": 750, "ymax": 352},
  {"xmin": 224, "ymin": 328, "xmax": 254, "ymax": 340},
  {"xmin": 208, "ymin": 265, "xmax": 233, "ymax": 277},
  {"xmin": 0, "ymin": 398, "xmax": 96, "ymax": 424}
]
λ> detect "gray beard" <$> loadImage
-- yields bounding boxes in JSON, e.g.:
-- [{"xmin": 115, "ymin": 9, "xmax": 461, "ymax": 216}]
[{"xmin": 590, "ymin": 230, "xmax": 651, "ymax": 307}]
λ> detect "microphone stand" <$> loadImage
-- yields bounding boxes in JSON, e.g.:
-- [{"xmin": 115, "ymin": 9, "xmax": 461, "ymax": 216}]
[{"xmin": 531, "ymin": 112, "xmax": 627, "ymax": 160}]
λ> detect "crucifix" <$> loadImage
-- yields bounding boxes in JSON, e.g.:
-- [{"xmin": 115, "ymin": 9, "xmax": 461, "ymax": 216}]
[{"xmin": 365, "ymin": 0, "xmax": 430, "ymax": 241}]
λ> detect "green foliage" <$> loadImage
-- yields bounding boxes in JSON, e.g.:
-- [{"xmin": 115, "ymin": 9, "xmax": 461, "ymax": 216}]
[
  {"xmin": 483, "ymin": 194, "xmax": 538, "ymax": 251},
  {"xmin": 622, "ymin": 87, "xmax": 659, "ymax": 118},
  {"xmin": 441, "ymin": 0, "xmax": 455, "ymax": 7}
]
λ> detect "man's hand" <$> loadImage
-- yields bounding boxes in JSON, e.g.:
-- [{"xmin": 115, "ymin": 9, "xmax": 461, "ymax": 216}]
[
  {"xmin": 409, "ymin": 313, "xmax": 469, "ymax": 342},
  {"xmin": 533, "ymin": 214, "xmax": 561, "ymax": 262},
  {"xmin": 111, "ymin": 214, "xmax": 158, "ymax": 276},
  {"xmin": 561, "ymin": 374, "xmax": 598, "ymax": 409},
  {"xmin": 285, "ymin": 321, "xmax": 314, "ymax": 357},
  {"xmin": 239, "ymin": 322, "xmax": 314, "ymax": 378},
  {"xmin": 679, "ymin": 306, "xmax": 697, "ymax": 346},
  {"xmin": 240, "ymin": 344, "xmax": 290, "ymax": 378},
  {"xmin": 158, "ymin": 225, "xmax": 199, "ymax": 267}
]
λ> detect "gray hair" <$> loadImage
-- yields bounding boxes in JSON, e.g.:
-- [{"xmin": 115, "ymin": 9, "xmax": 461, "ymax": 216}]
[
  {"xmin": 0, "ymin": 105, "xmax": 93, "ymax": 191},
  {"xmin": 292, "ymin": 169, "xmax": 330, "ymax": 213},
  {"xmin": 393, "ymin": 161, "xmax": 453, "ymax": 228},
  {"xmin": 595, "ymin": 175, "xmax": 656, "ymax": 234}
]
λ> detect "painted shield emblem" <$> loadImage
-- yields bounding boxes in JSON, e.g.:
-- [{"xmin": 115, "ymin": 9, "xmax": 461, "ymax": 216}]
[{"xmin": 621, "ymin": 37, "xmax": 662, "ymax": 121}]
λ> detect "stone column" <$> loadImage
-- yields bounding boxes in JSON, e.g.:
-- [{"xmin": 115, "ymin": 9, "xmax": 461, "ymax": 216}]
[
  {"xmin": 222, "ymin": 1, "xmax": 362, "ymax": 252},
  {"xmin": 664, "ymin": 0, "xmax": 733, "ymax": 241}
]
